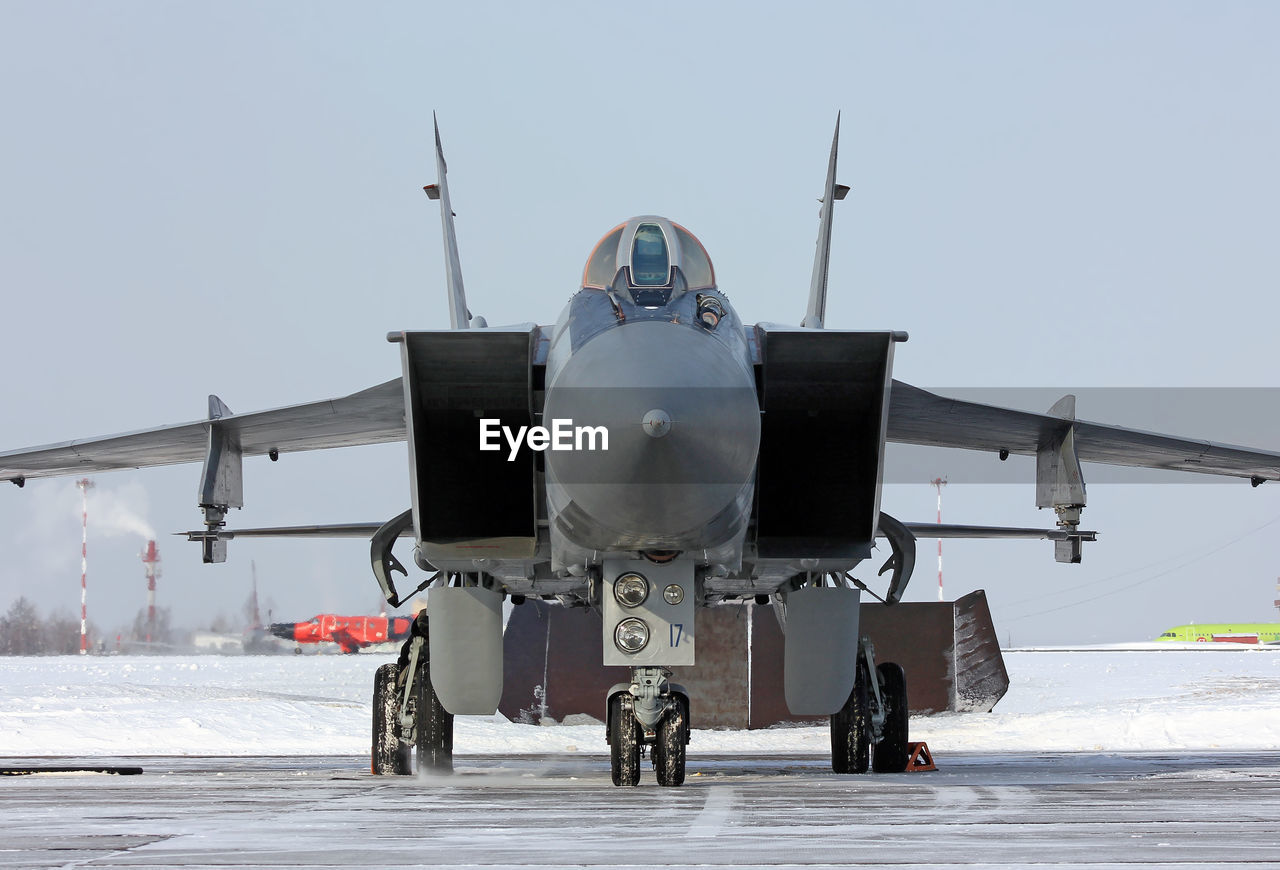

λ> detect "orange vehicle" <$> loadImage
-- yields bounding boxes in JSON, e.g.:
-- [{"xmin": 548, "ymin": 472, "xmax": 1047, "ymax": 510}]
[{"xmin": 270, "ymin": 614, "xmax": 412, "ymax": 654}]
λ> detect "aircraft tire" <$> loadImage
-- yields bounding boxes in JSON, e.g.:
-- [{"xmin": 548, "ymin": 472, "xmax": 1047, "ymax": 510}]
[
  {"xmin": 414, "ymin": 657, "xmax": 454, "ymax": 774},
  {"xmin": 830, "ymin": 661, "xmax": 870, "ymax": 774},
  {"xmin": 871, "ymin": 662, "xmax": 909, "ymax": 773},
  {"xmin": 653, "ymin": 696, "xmax": 688, "ymax": 787},
  {"xmin": 371, "ymin": 662, "xmax": 411, "ymax": 775},
  {"xmin": 609, "ymin": 693, "xmax": 640, "ymax": 787}
]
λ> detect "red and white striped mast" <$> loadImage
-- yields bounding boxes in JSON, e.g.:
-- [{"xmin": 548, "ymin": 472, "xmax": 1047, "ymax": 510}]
[
  {"xmin": 930, "ymin": 476, "xmax": 947, "ymax": 602},
  {"xmin": 141, "ymin": 540, "xmax": 160, "ymax": 646},
  {"xmin": 76, "ymin": 478, "xmax": 94, "ymax": 654}
]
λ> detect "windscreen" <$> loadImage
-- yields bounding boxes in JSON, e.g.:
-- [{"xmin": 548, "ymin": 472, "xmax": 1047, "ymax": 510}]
[{"xmin": 630, "ymin": 224, "xmax": 671, "ymax": 286}]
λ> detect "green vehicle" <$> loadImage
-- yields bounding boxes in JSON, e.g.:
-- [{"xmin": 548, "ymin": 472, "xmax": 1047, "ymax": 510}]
[{"xmin": 1154, "ymin": 624, "xmax": 1280, "ymax": 645}]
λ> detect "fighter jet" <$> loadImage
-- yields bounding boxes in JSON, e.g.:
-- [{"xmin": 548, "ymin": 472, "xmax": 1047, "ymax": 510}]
[{"xmin": 4, "ymin": 117, "xmax": 1280, "ymax": 787}]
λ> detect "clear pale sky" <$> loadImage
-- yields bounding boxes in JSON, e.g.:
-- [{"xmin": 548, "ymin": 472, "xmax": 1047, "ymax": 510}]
[{"xmin": 1, "ymin": 2, "xmax": 1278, "ymax": 644}]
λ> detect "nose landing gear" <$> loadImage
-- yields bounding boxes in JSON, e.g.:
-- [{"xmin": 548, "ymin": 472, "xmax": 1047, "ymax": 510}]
[{"xmin": 606, "ymin": 667, "xmax": 690, "ymax": 787}]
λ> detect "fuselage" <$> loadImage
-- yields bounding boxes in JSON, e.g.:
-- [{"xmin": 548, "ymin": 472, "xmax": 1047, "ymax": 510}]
[
  {"xmin": 541, "ymin": 217, "xmax": 761, "ymax": 573},
  {"xmin": 270, "ymin": 615, "xmax": 413, "ymax": 653},
  {"xmin": 1154, "ymin": 623, "xmax": 1280, "ymax": 644}
]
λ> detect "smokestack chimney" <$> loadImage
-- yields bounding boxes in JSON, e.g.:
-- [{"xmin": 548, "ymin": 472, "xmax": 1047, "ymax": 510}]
[{"xmin": 141, "ymin": 540, "xmax": 161, "ymax": 647}]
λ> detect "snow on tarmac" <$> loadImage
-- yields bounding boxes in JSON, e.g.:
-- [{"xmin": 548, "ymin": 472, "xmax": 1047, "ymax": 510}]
[{"xmin": 1, "ymin": 647, "xmax": 1278, "ymax": 758}]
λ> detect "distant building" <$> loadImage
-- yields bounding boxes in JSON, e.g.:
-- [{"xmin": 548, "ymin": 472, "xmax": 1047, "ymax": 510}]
[{"xmin": 191, "ymin": 631, "xmax": 243, "ymax": 654}]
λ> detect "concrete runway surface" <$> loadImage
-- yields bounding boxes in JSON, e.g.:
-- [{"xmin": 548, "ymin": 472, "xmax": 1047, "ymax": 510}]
[{"xmin": 2, "ymin": 752, "xmax": 1279, "ymax": 868}]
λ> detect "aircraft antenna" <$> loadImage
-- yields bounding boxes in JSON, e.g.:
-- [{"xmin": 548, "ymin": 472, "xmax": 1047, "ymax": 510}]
[
  {"xmin": 141, "ymin": 540, "xmax": 160, "ymax": 646},
  {"xmin": 76, "ymin": 478, "xmax": 94, "ymax": 654},
  {"xmin": 930, "ymin": 477, "xmax": 947, "ymax": 601}
]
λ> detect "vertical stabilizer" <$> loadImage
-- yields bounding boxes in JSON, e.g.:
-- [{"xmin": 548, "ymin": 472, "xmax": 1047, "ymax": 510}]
[
  {"xmin": 801, "ymin": 115, "xmax": 848, "ymax": 329},
  {"xmin": 425, "ymin": 114, "xmax": 471, "ymax": 330}
]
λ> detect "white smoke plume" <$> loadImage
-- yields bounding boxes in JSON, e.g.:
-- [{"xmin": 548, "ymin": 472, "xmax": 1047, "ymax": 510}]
[
  {"xmin": 28, "ymin": 480, "xmax": 159, "ymax": 545},
  {"xmin": 85, "ymin": 481, "xmax": 157, "ymax": 542},
  {"xmin": 4, "ymin": 480, "xmax": 158, "ymax": 623}
]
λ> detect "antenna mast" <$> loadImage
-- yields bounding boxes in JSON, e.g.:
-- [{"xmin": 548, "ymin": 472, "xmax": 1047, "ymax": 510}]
[
  {"xmin": 76, "ymin": 478, "xmax": 94, "ymax": 654},
  {"xmin": 930, "ymin": 477, "xmax": 947, "ymax": 602}
]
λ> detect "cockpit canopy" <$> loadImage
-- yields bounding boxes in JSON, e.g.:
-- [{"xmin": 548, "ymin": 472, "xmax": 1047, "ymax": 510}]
[{"xmin": 581, "ymin": 217, "xmax": 716, "ymax": 302}]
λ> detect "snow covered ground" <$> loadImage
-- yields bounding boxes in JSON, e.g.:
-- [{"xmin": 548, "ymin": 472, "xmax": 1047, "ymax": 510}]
[{"xmin": 2, "ymin": 647, "xmax": 1279, "ymax": 758}]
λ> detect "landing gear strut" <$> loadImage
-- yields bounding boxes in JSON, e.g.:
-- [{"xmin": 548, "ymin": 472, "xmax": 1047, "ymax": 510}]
[
  {"xmin": 830, "ymin": 639, "xmax": 910, "ymax": 774},
  {"xmin": 606, "ymin": 666, "xmax": 689, "ymax": 787}
]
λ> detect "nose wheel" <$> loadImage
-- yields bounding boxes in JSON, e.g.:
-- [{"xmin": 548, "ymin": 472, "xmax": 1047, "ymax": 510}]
[
  {"xmin": 653, "ymin": 693, "xmax": 689, "ymax": 786},
  {"xmin": 608, "ymin": 693, "xmax": 640, "ymax": 786},
  {"xmin": 606, "ymin": 667, "xmax": 690, "ymax": 787}
]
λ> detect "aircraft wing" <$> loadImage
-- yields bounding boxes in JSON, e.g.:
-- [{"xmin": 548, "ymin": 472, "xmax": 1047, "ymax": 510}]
[
  {"xmin": 0, "ymin": 378, "xmax": 405, "ymax": 483},
  {"xmin": 887, "ymin": 380, "xmax": 1280, "ymax": 482}
]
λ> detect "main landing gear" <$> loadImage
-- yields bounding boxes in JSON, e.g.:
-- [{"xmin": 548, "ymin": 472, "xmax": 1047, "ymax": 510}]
[
  {"xmin": 371, "ymin": 611, "xmax": 454, "ymax": 776},
  {"xmin": 830, "ymin": 638, "xmax": 910, "ymax": 774},
  {"xmin": 607, "ymin": 666, "xmax": 690, "ymax": 787}
]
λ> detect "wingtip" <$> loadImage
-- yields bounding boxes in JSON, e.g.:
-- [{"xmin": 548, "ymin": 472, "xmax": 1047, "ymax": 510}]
[{"xmin": 207, "ymin": 395, "xmax": 233, "ymax": 421}]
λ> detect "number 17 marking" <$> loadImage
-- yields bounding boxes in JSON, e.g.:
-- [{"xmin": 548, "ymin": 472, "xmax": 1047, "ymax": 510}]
[{"xmin": 670, "ymin": 623, "xmax": 683, "ymax": 648}]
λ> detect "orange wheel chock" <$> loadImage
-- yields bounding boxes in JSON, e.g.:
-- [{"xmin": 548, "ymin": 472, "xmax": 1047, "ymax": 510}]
[{"xmin": 904, "ymin": 742, "xmax": 936, "ymax": 772}]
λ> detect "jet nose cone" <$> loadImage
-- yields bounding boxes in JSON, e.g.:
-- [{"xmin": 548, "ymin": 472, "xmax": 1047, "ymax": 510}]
[
  {"xmin": 641, "ymin": 409, "xmax": 672, "ymax": 439},
  {"xmin": 543, "ymin": 321, "xmax": 759, "ymax": 543}
]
